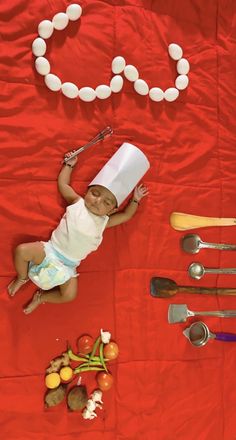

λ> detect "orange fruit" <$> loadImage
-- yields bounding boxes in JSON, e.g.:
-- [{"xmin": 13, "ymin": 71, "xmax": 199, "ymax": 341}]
[
  {"xmin": 45, "ymin": 372, "xmax": 61, "ymax": 389},
  {"xmin": 60, "ymin": 366, "xmax": 73, "ymax": 381}
]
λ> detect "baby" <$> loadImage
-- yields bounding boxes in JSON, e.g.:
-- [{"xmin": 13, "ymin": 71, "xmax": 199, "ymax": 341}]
[{"xmin": 8, "ymin": 143, "xmax": 149, "ymax": 314}]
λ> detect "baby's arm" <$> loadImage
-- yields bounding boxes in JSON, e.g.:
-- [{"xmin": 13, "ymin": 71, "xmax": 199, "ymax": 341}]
[
  {"xmin": 106, "ymin": 184, "xmax": 148, "ymax": 228},
  {"xmin": 58, "ymin": 152, "xmax": 81, "ymax": 205}
]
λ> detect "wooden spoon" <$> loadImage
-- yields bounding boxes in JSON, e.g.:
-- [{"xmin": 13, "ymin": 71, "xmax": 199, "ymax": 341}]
[
  {"xmin": 150, "ymin": 277, "xmax": 236, "ymax": 298},
  {"xmin": 170, "ymin": 212, "xmax": 236, "ymax": 231}
]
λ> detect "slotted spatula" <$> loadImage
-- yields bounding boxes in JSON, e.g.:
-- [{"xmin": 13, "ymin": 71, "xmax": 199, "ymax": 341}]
[{"xmin": 168, "ymin": 304, "xmax": 236, "ymax": 324}]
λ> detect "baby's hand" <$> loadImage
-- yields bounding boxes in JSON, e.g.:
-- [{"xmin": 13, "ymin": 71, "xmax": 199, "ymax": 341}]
[
  {"xmin": 133, "ymin": 184, "xmax": 149, "ymax": 202},
  {"xmin": 64, "ymin": 150, "xmax": 78, "ymax": 167}
]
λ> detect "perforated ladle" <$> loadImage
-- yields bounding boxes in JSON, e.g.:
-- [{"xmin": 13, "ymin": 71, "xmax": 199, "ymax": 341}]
[
  {"xmin": 181, "ymin": 234, "xmax": 236, "ymax": 254},
  {"xmin": 188, "ymin": 262, "xmax": 236, "ymax": 280}
]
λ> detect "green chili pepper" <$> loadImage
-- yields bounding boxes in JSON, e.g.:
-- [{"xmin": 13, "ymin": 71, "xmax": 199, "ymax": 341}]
[
  {"xmin": 74, "ymin": 365, "xmax": 105, "ymax": 373},
  {"xmin": 89, "ymin": 336, "xmax": 101, "ymax": 362},
  {"xmin": 67, "ymin": 348, "xmax": 87, "ymax": 362},
  {"xmin": 75, "ymin": 361, "xmax": 104, "ymax": 369},
  {"xmin": 99, "ymin": 342, "xmax": 108, "ymax": 372},
  {"xmin": 89, "ymin": 355, "xmax": 109, "ymax": 362}
]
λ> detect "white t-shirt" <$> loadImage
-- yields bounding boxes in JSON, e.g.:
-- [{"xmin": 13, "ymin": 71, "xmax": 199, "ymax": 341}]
[{"xmin": 51, "ymin": 198, "xmax": 109, "ymax": 261}]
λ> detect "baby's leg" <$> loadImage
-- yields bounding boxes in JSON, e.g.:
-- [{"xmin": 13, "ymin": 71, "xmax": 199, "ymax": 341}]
[
  {"xmin": 8, "ymin": 241, "xmax": 46, "ymax": 296},
  {"xmin": 23, "ymin": 277, "xmax": 78, "ymax": 314}
]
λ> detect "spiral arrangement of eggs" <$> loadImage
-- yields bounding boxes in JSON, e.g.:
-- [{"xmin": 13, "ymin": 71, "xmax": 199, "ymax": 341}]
[{"xmin": 32, "ymin": 3, "xmax": 190, "ymax": 103}]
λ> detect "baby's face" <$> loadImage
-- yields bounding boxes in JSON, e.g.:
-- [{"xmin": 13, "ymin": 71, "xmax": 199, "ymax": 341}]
[{"xmin": 84, "ymin": 185, "xmax": 117, "ymax": 216}]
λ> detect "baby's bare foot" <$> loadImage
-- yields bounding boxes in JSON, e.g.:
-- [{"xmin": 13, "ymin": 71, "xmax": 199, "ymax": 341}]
[
  {"xmin": 23, "ymin": 291, "xmax": 42, "ymax": 314},
  {"xmin": 8, "ymin": 277, "xmax": 29, "ymax": 297}
]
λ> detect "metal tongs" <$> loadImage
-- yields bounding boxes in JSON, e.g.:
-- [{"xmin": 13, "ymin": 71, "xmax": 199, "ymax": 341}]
[{"xmin": 64, "ymin": 126, "xmax": 113, "ymax": 163}]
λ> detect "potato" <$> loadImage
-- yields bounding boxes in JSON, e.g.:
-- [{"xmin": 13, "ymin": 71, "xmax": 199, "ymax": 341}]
[
  {"xmin": 67, "ymin": 385, "xmax": 88, "ymax": 411},
  {"xmin": 44, "ymin": 384, "xmax": 67, "ymax": 407}
]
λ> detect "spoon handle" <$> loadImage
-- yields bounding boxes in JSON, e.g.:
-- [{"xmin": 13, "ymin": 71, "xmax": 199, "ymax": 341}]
[
  {"xmin": 205, "ymin": 267, "xmax": 236, "ymax": 275},
  {"xmin": 194, "ymin": 310, "xmax": 236, "ymax": 318},
  {"xmin": 200, "ymin": 241, "xmax": 236, "ymax": 251}
]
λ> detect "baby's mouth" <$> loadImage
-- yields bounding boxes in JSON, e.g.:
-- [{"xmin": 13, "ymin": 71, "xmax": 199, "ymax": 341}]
[
  {"xmin": 90, "ymin": 204, "xmax": 100, "ymax": 214},
  {"xmin": 85, "ymin": 199, "xmax": 100, "ymax": 214}
]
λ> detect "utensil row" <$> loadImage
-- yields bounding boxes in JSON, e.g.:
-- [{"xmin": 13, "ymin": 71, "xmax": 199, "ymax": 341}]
[{"xmin": 180, "ymin": 233, "xmax": 236, "ymax": 279}]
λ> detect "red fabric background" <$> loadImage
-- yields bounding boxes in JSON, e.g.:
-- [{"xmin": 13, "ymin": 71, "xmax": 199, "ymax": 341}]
[{"xmin": 1, "ymin": 0, "xmax": 236, "ymax": 439}]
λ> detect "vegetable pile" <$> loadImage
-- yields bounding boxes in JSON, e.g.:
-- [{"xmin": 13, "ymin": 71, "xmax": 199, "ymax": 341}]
[{"xmin": 44, "ymin": 329, "xmax": 119, "ymax": 419}]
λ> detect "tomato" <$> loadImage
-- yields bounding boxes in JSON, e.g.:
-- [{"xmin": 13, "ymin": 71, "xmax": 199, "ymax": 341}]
[
  {"xmin": 103, "ymin": 342, "xmax": 119, "ymax": 360},
  {"xmin": 77, "ymin": 335, "xmax": 94, "ymax": 354},
  {"xmin": 96, "ymin": 372, "xmax": 114, "ymax": 391}
]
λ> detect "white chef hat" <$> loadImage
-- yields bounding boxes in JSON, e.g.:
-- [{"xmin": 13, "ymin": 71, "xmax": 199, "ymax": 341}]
[{"xmin": 89, "ymin": 142, "xmax": 150, "ymax": 206}]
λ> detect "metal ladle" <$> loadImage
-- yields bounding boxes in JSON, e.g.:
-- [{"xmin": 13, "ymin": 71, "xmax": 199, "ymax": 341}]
[
  {"xmin": 181, "ymin": 234, "xmax": 236, "ymax": 254},
  {"xmin": 188, "ymin": 262, "xmax": 236, "ymax": 280},
  {"xmin": 183, "ymin": 321, "xmax": 236, "ymax": 347}
]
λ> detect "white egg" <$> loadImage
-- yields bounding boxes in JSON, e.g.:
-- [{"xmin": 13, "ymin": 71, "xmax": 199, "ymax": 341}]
[
  {"xmin": 175, "ymin": 74, "xmax": 189, "ymax": 90},
  {"xmin": 110, "ymin": 75, "xmax": 123, "ymax": 93},
  {"xmin": 32, "ymin": 38, "xmax": 47, "ymax": 57},
  {"xmin": 45, "ymin": 74, "xmax": 62, "ymax": 91},
  {"xmin": 177, "ymin": 58, "xmax": 190, "ymax": 75},
  {"xmin": 124, "ymin": 65, "xmax": 139, "ymax": 82},
  {"xmin": 164, "ymin": 87, "xmax": 179, "ymax": 102},
  {"xmin": 168, "ymin": 43, "xmax": 183, "ymax": 61},
  {"xmin": 149, "ymin": 87, "xmax": 164, "ymax": 102},
  {"xmin": 134, "ymin": 79, "xmax": 149, "ymax": 96},
  {"xmin": 35, "ymin": 57, "xmax": 50, "ymax": 76},
  {"xmin": 52, "ymin": 12, "xmax": 69, "ymax": 30},
  {"xmin": 111, "ymin": 56, "xmax": 126, "ymax": 74},
  {"xmin": 79, "ymin": 87, "xmax": 96, "ymax": 102},
  {"xmin": 95, "ymin": 85, "xmax": 111, "ymax": 99},
  {"xmin": 38, "ymin": 20, "xmax": 54, "ymax": 39},
  {"xmin": 61, "ymin": 82, "xmax": 79, "ymax": 99},
  {"xmin": 66, "ymin": 4, "xmax": 82, "ymax": 21}
]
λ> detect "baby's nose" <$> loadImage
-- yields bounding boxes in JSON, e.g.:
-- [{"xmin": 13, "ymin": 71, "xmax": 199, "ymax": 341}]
[{"xmin": 94, "ymin": 197, "xmax": 102, "ymax": 206}]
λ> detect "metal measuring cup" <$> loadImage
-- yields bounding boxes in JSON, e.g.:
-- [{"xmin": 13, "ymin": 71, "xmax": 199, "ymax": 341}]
[{"xmin": 183, "ymin": 321, "xmax": 236, "ymax": 347}]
